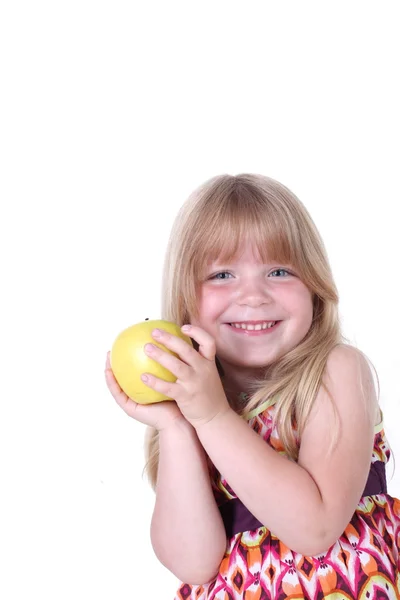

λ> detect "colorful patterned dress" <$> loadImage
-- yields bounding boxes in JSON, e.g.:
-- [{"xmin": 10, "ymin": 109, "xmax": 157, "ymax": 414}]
[{"xmin": 175, "ymin": 396, "xmax": 400, "ymax": 599}]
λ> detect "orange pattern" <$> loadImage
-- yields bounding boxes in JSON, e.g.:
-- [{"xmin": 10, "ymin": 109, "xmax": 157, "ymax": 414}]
[{"xmin": 174, "ymin": 399, "xmax": 400, "ymax": 599}]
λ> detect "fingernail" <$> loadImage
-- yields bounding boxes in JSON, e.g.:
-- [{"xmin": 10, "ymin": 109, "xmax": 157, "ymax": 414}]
[
  {"xmin": 141, "ymin": 374, "xmax": 149, "ymax": 382},
  {"xmin": 181, "ymin": 325, "xmax": 191, "ymax": 332},
  {"xmin": 152, "ymin": 329, "xmax": 161, "ymax": 338},
  {"xmin": 145, "ymin": 343, "xmax": 155, "ymax": 352}
]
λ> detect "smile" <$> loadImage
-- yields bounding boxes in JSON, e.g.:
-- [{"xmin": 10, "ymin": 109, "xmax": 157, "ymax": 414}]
[{"xmin": 225, "ymin": 321, "xmax": 282, "ymax": 335}]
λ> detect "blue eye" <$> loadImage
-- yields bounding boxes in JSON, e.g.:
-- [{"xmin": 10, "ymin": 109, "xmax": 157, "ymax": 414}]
[
  {"xmin": 210, "ymin": 271, "xmax": 233, "ymax": 280},
  {"xmin": 269, "ymin": 269, "xmax": 291, "ymax": 277},
  {"xmin": 210, "ymin": 269, "xmax": 292, "ymax": 280}
]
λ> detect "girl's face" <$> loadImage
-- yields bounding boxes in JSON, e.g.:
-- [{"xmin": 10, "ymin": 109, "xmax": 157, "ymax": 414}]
[{"xmin": 190, "ymin": 241, "xmax": 314, "ymax": 389}]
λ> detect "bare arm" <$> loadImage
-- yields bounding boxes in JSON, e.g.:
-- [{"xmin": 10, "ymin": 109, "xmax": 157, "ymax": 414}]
[
  {"xmin": 104, "ymin": 351, "xmax": 225, "ymax": 584},
  {"xmin": 151, "ymin": 418, "xmax": 226, "ymax": 584},
  {"xmin": 195, "ymin": 345, "xmax": 377, "ymax": 556}
]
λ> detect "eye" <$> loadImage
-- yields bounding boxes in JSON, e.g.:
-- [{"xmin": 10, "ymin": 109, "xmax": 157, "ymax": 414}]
[
  {"xmin": 209, "ymin": 271, "xmax": 233, "ymax": 280},
  {"xmin": 269, "ymin": 268, "xmax": 292, "ymax": 277}
]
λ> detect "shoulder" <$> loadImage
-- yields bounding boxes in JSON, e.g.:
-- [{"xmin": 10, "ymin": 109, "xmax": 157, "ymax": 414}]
[
  {"xmin": 300, "ymin": 343, "xmax": 378, "ymax": 446},
  {"xmin": 321, "ymin": 344, "xmax": 379, "ymax": 425},
  {"xmin": 297, "ymin": 343, "xmax": 378, "ymax": 551}
]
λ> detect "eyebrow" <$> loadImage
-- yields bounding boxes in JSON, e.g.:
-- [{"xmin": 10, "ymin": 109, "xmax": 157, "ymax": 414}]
[{"xmin": 209, "ymin": 260, "xmax": 291, "ymax": 267}]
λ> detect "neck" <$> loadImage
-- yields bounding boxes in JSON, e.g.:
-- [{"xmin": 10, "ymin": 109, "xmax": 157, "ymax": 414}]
[
  {"xmin": 221, "ymin": 377, "xmax": 251, "ymax": 412},
  {"xmin": 218, "ymin": 357, "xmax": 267, "ymax": 392}
]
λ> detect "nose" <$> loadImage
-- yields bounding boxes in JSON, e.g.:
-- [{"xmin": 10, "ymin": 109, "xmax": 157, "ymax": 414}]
[{"xmin": 236, "ymin": 278, "xmax": 273, "ymax": 308}]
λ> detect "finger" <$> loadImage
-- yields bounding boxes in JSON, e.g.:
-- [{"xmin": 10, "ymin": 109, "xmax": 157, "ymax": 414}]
[
  {"xmin": 144, "ymin": 342, "xmax": 190, "ymax": 380},
  {"xmin": 104, "ymin": 353, "xmax": 117, "ymax": 387},
  {"xmin": 104, "ymin": 362, "xmax": 139, "ymax": 417},
  {"xmin": 180, "ymin": 325, "xmax": 216, "ymax": 361},
  {"xmin": 141, "ymin": 372, "xmax": 178, "ymax": 400},
  {"xmin": 150, "ymin": 327, "xmax": 205, "ymax": 367},
  {"xmin": 104, "ymin": 365, "xmax": 125, "ymax": 401}
]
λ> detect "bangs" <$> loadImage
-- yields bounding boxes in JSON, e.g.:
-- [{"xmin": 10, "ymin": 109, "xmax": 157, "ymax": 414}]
[
  {"xmin": 163, "ymin": 172, "xmax": 337, "ymax": 328},
  {"xmin": 191, "ymin": 197, "xmax": 299, "ymax": 281}
]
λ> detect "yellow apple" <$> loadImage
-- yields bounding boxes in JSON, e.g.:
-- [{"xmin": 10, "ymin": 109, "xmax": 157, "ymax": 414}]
[{"xmin": 110, "ymin": 319, "xmax": 193, "ymax": 404}]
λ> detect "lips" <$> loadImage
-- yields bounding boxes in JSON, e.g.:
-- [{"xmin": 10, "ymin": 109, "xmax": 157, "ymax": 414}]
[
  {"xmin": 229, "ymin": 321, "xmax": 277, "ymax": 331},
  {"xmin": 224, "ymin": 321, "xmax": 282, "ymax": 336}
]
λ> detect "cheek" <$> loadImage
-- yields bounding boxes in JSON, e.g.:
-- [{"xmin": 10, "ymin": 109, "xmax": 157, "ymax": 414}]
[
  {"xmin": 285, "ymin": 285, "xmax": 313, "ymax": 319},
  {"xmin": 299, "ymin": 289, "xmax": 314, "ymax": 327},
  {"xmin": 197, "ymin": 288, "xmax": 228, "ymax": 319}
]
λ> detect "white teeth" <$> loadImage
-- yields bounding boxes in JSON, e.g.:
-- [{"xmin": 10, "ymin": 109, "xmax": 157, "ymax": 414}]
[{"xmin": 231, "ymin": 321, "xmax": 277, "ymax": 330}]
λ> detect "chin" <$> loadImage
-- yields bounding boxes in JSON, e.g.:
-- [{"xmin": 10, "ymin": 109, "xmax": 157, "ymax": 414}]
[{"xmin": 223, "ymin": 357, "xmax": 273, "ymax": 371}]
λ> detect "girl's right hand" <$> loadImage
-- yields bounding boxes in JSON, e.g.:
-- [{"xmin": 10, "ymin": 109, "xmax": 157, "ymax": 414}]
[{"xmin": 104, "ymin": 351, "xmax": 186, "ymax": 431}]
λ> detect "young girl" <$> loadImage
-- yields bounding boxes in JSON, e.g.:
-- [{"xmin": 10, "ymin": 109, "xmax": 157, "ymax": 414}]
[{"xmin": 105, "ymin": 174, "xmax": 400, "ymax": 599}]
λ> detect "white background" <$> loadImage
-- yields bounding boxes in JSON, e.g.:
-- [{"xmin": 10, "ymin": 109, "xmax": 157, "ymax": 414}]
[{"xmin": 1, "ymin": 2, "xmax": 399, "ymax": 598}]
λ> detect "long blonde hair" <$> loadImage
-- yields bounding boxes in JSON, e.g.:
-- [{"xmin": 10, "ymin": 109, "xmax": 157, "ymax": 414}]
[{"xmin": 143, "ymin": 174, "xmax": 379, "ymax": 489}]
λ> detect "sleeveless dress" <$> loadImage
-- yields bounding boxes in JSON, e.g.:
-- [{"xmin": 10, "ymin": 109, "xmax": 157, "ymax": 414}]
[{"xmin": 175, "ymin": 396, "xmax": 400, "ymax": 599}]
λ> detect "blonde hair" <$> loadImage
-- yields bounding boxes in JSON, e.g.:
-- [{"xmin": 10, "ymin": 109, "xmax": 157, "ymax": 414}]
[{"xmin": 143, "ymin": 174, "xmax": 379, "ymax": 489}]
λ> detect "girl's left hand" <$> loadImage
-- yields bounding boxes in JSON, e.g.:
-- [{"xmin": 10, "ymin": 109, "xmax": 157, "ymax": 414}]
[{"xmin": 141, "ymin": 325, "xmax": 231, "ymax": 429}]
